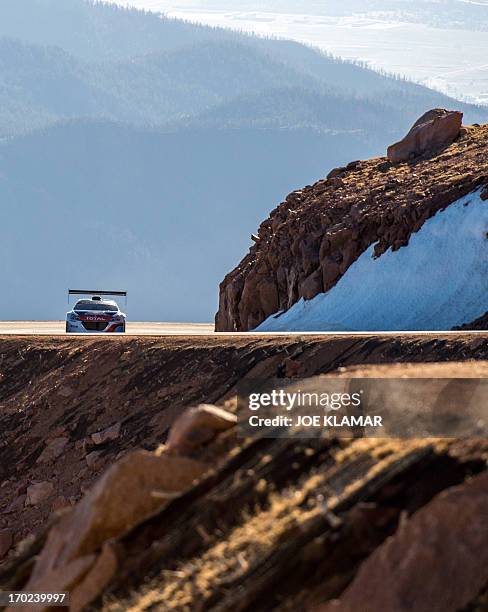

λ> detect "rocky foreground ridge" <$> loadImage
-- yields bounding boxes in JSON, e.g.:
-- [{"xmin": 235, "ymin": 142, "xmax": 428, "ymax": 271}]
[
  {"xmin": 4, "ymin": 334, "xmax": 487, "ymax": 560},
  {"xmin": 1, "ymin": 363, "xmax": 488, "ymax": 611},
  {"xmin": 1, "ymin": 336, "xmax": 488, "ymax": 610},
  {"xmin": 216, "ymin": 110, "xmax": 488, "ymax": 331},
  {"xmin": 1, "ymin": 337, "xmax": 488, "ymax": 610}
]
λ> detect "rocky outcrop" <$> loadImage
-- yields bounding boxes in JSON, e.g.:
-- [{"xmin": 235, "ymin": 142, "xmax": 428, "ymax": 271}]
[
  {"xmin": 165, "ymin": 404, "xmax": 237, "ymax": 457},
  {"xmin": 320, "ymin": 471, "xmax": 488, "ymax": 612},
  {"xmin": 387, "ymin": 109, "xmax": 463, "ymax": 163},
  {"xmin": 90, "ymin": 423, "xmax": 121, "ymax": 446},
  {"xmin": 3, "ymin": 334, "xmax": 488, "ymax": 556},
  {"xmin": 216, "ymin": 117, "xmax": 488, "ymax": 331},
  {"xmin": 453, "ymin": 310, "xmax": 488, "ymax": 330},
  {"xmin": 16, "ymin": 452, "xmax": 208, "ymax": 611},
  {"xmin": 2, "ymin": 363, "xmax": 488, "ymax": 611},
  {"xmin": 3, "ymin": 404, "xmax": 234, "ymax": 611}
]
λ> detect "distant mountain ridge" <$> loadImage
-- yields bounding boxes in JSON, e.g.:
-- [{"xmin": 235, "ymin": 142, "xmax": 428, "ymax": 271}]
[
  {"xmin": 0, "ymin": 4, "xmax": 487, "ymax": 138},
  {"xmin": 0, "ymin": 0, "xmax": 227, "ymax": 60}
]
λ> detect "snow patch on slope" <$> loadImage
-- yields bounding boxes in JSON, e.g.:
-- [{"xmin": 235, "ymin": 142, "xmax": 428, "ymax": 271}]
[{"xmin": 256, "ymin": 190, "xmax": 488, "ymax": 331}]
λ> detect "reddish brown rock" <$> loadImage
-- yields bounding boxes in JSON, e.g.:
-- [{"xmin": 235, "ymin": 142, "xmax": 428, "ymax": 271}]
[
  {"xmin": 0, "ymin": 528, "xmax": 13, "ymax": 559},
  {"xmin": 57, "ymin": 385, "xmax": 74, "ymax": 398},
  {"xmin": 91, "ymin": 422, "xmax": 121, "ymax": 445},
  {"xmin": 3, "ymin": 494, "xmax": 26, "ymax": 515},
  {"xmin": 257, "ymin": 277, "xmax": 280, "ymax": 318},
  {"xmin": 300, "ymin": 269, "xmax": 324, "ymax": 300},
  {"xmin": 284, "ymin": 358, "xmax": 305, "ymax": 378},
  {"xmin": 19, "ymin": 450, "xmax": 208, "ymax": 609},
  {"xmin": 327, "ymin": 166, "xmax": 346, "ymax": 179},
  {"xmin": 327, "ymin": 177, "xmax": 344, "ymax": 189},
  {"xmin": 318, "ymin": 471, "xmax": 488, "ymax": 612},
  {"xmin": 215, "ymin": 119, "xmax": 488, "ymax": 331},
  {"xmin": 26, "ymin": 482, "xmax": 54, "ymax": 506},
  {"xmin": 85, "ymin": 451, "xmax": 102, "ymax": 469},
  {"xmin": 69, "ymin": 541, "xmax": 119, "ymax": 612},
  {"xmin": 166, "ymin": 404, "xmax": 237, "ymax": 457},
  {"xmin": 387, "ymin": 109, "xmax": 463, "ymax": 163},
  {"xmin": 6, "ymin": 555, "xmax": 97, "ymax": 612},
  {"xmin": 51, "ymin": 496, "xmax": 69, "ymax": 513},
  {"xmin": 36, "ymin": 437, "xmax": 69, "ymax": 464},
  {"xmin": 453, "ymin": 310, "xmax": 488, "ymax": 330}
]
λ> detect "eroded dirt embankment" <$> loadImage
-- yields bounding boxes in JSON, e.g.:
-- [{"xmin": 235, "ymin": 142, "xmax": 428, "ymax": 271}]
[
  {"xmin": 0, "ymin": 335, "xmax": 488, "ymax": 611},
  {"xmin": 0, "ymin": 333, "xmax": 487, "ymax": 552}
]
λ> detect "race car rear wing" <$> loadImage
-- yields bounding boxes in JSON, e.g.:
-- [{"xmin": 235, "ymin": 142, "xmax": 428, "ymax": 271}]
[{"xmin": 68, "ymin": 289, "xmax": 127, "ymax": 304}]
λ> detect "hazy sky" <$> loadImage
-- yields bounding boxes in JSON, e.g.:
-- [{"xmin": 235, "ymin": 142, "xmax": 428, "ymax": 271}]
[{"xmin": 108, "ymin": 0, "xmax": 488, "ymax": 104}]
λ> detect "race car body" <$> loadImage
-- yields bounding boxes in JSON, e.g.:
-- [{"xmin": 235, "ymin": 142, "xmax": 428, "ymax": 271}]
[{"xmin": 66, "ymin": 291, "xmax": 127, "ymax": 333}]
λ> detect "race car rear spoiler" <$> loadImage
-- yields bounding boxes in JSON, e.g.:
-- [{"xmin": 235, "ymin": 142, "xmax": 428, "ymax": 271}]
[{"xmin": 68, "ymin": 289, "xmax": 127, "ymax": 303}]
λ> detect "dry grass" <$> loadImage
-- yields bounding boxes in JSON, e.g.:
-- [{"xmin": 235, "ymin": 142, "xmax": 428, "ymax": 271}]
[{"xmin": 107, "ymin": 438, "xmax": 442, "ymax": 612}]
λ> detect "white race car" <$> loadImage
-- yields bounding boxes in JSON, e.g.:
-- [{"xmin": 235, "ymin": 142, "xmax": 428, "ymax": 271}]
[{"xmin": 66, "ymin": 290, "xmax": 127, "ymax": 333}]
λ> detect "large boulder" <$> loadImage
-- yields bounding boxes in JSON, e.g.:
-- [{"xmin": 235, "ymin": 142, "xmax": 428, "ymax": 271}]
[
  {"xmin": 10, "ymin": 404, "xmax": 238, "ymax": 611},
  {"xmin": 166, "ymin": 404, "xmax": 237, "ymax": 457},
  {"xmin": 16, "ymin": 451, "xmax": 208, "ymax": 611},
  {"xmin": 387, "ymin": 109, "xmax": 463, "ymax": 163},
  {"xmin": 318, "ymin": 470, "xmax": 488, "ymax": 612}
]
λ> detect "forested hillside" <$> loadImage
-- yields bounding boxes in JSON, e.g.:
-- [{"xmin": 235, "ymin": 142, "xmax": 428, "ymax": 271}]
[{"xmin": 1, "ymin": 31, "xmax": 486, "ymax": 138}]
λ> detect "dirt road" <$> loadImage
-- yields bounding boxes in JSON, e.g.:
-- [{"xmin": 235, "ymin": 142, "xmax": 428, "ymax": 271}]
[
  {"xmin": 0, "ymin": 321, "xmax": 215, "ymax": 335},
  {"xmin": 1, "ymin": 321, "xmax": 488, "ymax": 336}
]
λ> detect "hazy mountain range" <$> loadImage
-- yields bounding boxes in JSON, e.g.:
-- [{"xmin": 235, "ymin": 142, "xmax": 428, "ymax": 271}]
[{"xmin": 1, "ymin": 0, "xmax": 487, "ymax": 321}]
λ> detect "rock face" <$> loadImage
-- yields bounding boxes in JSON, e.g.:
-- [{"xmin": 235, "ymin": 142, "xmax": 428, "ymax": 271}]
[
  {"xmin": 3, "ymin": 335, "xmax": 487, "ymax": 554},
  {"xmin": 19, "ymin": 450, "xmax": 209, "ymax": 611},
  {"xmin": 7, "ymin": 404, "xmax": 235, "ymax": 611},
  {"xmin": 215, "ymin": 118, "xmax": 488, "ymax": 332},
  {"xmin": 387, "ymin": 109, "xmax": 463, "ymax": 163},
  {"xmin": 91, "ymin": 423, "xmax": 121, "ymax": 445},
  {"xmin": 1, "ymin": 395, "xmax": 488, "ymax": 611},
  {"xmin": 453, "ymin": 310, "xmax": 488, "ymax": 330},
  {"xmin": 319, "ymin": 471, "xmax": 488, "ymax": 612}
]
